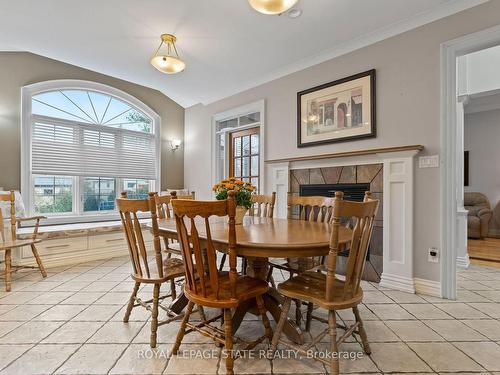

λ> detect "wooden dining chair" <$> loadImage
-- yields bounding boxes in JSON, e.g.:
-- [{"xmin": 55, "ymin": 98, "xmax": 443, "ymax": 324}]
[
  {"xmin": 220, "ymin": 192, "xmax": 277, "ymax": 274},
  {"xmin": 154, "ymin": 191, "xmax": 196, "ymax": 299},
  {"xmin": 267, "ymin": 194, "xmax": 334, "ymax": 327},
  {"xmin": 117, "ymin": 192, "xmax": 186, "ymax": 348},
  {"xmin": 171, "ymin": 191, "xmax": 273, "ymax": 375},
  {"xmin": 248, "ymin": 192, "xmax": 276, "ymax": 218},
  {"xmin": 0, "ymin": 191, "xmax": 47, "ymax": 292},
  {"xmin": 177, "ymin": 191, "xmax": 196, "ymax": 200},
  {"xmin": 270, "ymin": 191, "xmax": 379, "ymax": 374}
]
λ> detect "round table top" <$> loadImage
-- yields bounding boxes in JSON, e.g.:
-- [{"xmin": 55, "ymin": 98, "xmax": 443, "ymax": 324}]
[{"xmin": 156, "ymin": 216, "xmax": 351, "ymax": 258}]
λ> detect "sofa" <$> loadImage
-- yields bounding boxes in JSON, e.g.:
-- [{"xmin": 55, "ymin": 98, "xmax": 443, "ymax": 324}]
[{"xmin": 464, "ymin": 192, "xmax": 493, "ymax": 239}]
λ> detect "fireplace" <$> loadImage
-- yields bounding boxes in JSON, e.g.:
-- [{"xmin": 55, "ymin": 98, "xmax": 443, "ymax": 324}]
[
  {"xmin": 291, "ymin": 164, "xmax": 383, "ymax": 282},
  {"xmin": 299, "ymin": 183, "xmax": 370, "ymax": 201}
]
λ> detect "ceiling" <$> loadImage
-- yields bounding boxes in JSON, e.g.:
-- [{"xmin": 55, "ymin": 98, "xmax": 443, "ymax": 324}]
[{"xmin": 0, "ymin": 0, "xmax": 486, "ymax": 107}]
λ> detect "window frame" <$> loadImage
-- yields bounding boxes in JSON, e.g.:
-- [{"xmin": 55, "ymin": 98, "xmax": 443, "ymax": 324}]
[
  {"xmin": 212, "ymin": 100, "xmax": 265, "ymax": 193},
  {"xmin": 21, "ymin": 80, "xmax": 161, "ymax": 225}
]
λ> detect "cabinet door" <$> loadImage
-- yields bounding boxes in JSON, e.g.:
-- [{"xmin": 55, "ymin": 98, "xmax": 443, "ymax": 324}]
[{"xmin": 24, "ymin": 236, "xmax": 87, "ymax": 258}]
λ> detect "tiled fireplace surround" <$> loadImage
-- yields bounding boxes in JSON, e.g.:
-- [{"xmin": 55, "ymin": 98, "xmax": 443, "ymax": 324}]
[
  {"xmin": 289, "ymin": 163, "xmax": 383, "ymax": 282},
  {"xmin": 267, "ymin": 149, "xmax": 439, "ymax": 296}
]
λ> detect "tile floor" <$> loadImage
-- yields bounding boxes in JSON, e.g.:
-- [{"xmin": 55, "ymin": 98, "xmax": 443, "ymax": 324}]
[{"xmin": 0, "ymin": 257, "xmax": 500, "ymax": 374}]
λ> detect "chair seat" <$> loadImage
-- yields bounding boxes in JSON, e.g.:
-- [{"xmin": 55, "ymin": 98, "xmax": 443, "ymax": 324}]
[
  {"xmin": 131, "ymin": 257, "xmax": 185, "ymax": 283},
  {"xmin": 185, "ymin": 272, "xmax": 269, "ymax": 308},
  {"xmin": 269, "ymin": 257, "xmax": 323, "ymax": 274},
  {"xmin": 277, "ymin": 271, "xmax": 363, "ymax": 310},
  {"xmin": 163, "ymin": 257, "xmax": 185, "ymax": 278},
  {"xmin": 0, "ymin": 238, "xmax": 41, "ymax": 251}
]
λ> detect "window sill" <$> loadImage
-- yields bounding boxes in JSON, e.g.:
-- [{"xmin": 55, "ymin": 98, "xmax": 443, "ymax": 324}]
[
  {"xmin": 19, "ymin": 211, "xmax": 151, "ymax": 228},
  {"xmin": 17, "ymin": 218, "xmax": 150, "ymax": 240}
]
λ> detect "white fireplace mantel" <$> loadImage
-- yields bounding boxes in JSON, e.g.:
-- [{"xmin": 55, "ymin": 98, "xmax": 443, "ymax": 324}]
[{"xmin": 266, "ymin": 148, "xmax": 421, "ymax": 294}]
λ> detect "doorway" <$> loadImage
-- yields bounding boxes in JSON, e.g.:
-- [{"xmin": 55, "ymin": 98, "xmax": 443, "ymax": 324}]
[{"xmin": 441, "ymin": 24, "xmax": 500, "ymax": 299}]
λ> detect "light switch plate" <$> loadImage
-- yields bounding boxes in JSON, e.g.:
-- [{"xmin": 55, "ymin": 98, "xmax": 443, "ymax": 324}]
[{"xmin": 419, "ymin": 155, "xmax": 439, "ymax": 168}]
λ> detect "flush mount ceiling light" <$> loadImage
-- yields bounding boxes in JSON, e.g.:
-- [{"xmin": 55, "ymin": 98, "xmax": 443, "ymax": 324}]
[
  {"xmin": 248, "ymin": 0, "xmax": 298, "ymax": 15},
  {"xmin": 150, "ymin": 33, "xmax": 185, "ymax": 74}
]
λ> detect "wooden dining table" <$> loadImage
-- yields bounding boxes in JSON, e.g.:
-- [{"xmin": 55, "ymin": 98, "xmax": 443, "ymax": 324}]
[{"xmin": 154, "ymin": 215, "xmax": 352, "ymax": 345}]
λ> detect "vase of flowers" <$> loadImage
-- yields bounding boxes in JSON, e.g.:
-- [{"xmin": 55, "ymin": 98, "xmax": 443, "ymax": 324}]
[{"xmin": 213, "ymin": 177, "xmax": 255, "ymax": 224}]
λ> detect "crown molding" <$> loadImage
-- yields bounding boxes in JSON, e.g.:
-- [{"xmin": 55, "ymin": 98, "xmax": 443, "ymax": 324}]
[{"xmin": 192, "ymin": 0, "xmax": 488, "ymax": 107}]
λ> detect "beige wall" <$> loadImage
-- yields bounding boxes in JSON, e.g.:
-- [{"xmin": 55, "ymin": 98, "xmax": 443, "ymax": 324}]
[
  {"xmin": 0, "ymin": 52, "xmax": 184, "ymax": 191},
  {"xmin": 184, "ymin": 0, "xmax": 500, "ymax": 282}
]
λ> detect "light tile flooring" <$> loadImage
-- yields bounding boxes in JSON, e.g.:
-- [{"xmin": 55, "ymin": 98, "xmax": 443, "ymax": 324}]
[{"xmin": 1, "ymin": 257, "xmax": 500, "ymax": 374}]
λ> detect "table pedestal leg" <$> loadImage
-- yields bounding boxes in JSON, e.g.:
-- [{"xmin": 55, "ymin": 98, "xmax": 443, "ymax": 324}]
[
  {"xmin": 246, "ymin": 257, "xmax": 269, "ymax": 279},
  {"xmin": 231, "ymin": 257, "xmax": 304, "ymax": 345}
]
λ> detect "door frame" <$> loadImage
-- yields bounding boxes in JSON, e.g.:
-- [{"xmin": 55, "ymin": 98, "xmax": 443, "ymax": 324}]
[
  {"xmin": 211, "ymin": 99, "xmax": 266, "ymax": 192},
  {"xmin": 441, "ymin": 24, "xmax": 500, "ymax": 299}
]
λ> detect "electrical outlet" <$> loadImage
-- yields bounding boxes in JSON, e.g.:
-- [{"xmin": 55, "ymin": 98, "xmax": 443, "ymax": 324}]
[{"xmin": 428, "ymin": 247, "xmax": 439, "ymax": 263}]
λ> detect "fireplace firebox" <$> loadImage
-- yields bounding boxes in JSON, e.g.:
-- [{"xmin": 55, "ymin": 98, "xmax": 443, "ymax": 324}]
[{"xmin": 299, "ymin": 183, "xmax": 370, "ymax": 201}]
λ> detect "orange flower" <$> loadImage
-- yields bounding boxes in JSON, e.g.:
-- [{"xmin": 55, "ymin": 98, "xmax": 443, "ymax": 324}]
[{"xmin": 212, "ymin": 184, "xmax": 219, "ymax": 191}]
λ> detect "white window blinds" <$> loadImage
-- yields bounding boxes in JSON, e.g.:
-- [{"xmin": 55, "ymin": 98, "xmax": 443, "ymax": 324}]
[{"xmin": 31, "ymin": 120, "xmax": 157, "ymax": 180}]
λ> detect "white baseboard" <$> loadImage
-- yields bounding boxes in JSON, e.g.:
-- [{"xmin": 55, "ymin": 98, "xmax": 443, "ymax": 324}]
[
  {"xmin": 457, "ymin": 255, "xmax": 470, "ymax": 269},
  {"xmin": 414, "ymin": 277, "xmax": 442, "ymax": 297},
  {"xmin": 380, "ymin": 273, "xmax": 416, "ymax": 294}
]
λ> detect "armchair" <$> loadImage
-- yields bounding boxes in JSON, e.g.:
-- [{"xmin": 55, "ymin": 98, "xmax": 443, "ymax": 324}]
[
  {"xmin": 464, "ymin": 192, "xmax": 492, "ymax": 239},
  {"xmin": 0, "ymin": 190, "xmax": 47, "ymax": 291}
]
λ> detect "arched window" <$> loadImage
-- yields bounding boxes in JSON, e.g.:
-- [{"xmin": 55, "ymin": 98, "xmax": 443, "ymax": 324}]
[{"xmin": 21, "ymin": 80, "xmax": 160, "ymax": 223}]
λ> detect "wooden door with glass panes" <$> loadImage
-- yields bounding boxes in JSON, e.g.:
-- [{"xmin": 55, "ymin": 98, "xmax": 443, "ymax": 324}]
[{"xmin": 229, "ymin": 127, "xmax": 260, "ymax": 191}]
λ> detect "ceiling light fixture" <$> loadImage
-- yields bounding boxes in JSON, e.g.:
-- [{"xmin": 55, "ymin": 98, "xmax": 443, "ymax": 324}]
[
  {"xmin": 248, "ymin": 0, "xmax": 298, "ymax": 15},
  {"xmin": 150, "ymin": 34, "xmax": 185, "ymax": 74}
]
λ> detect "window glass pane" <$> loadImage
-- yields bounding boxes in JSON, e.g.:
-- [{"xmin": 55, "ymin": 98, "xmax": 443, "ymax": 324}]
[
  {"xmin": 32, "ymin": 90, "xmax": 152, "ymax": 133},
  {"xmin": 242, "ymin": 136, "xmax": 250, "ymax": 156},
  {"xmin": 250, "ymin": 134, "xmax": 259, "ymax": 154},
  {"xmin": 251, "ymin": 177, "xmax": 259, "ymax": 190},
  {"xmin": 242, "ymin": 157, "xmax": 250, "ymax": 176},
  {"xmin": 83, "ymin": 177, "xmax": 116, "ymax": 212},
  {"xmin": 216, "ymin": 134, "xmax": 225, "ymax": 182},
  {"xmin": 216, "ymin": 117, "xmax": 238, "ymax": 131},
  {"xmin": 234, "ymin": 137, "xmax": 241, "ymax": 157},
  {"xmin": 233, "ymin": 158, "xmax": 241, "ymax": 177},
  {"xmin": 251, "ymin": 155, "xmax": 259, "ymax": 176},
  {"xmin": 122, "ymin": 179, "xmax": 151, "ymax": 199},
  {"xmin": 33, "ymin": 175, "xmax": 73, "ymax": 214},
  {"xmin": 239, "ymin": 112, "xmax": 260, "ymax": 125}
]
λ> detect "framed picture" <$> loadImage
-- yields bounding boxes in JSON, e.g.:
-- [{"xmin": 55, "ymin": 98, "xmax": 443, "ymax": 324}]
[{"xmin": 297, "ymin": 69, "xmax": 376, "ymax": 147}]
